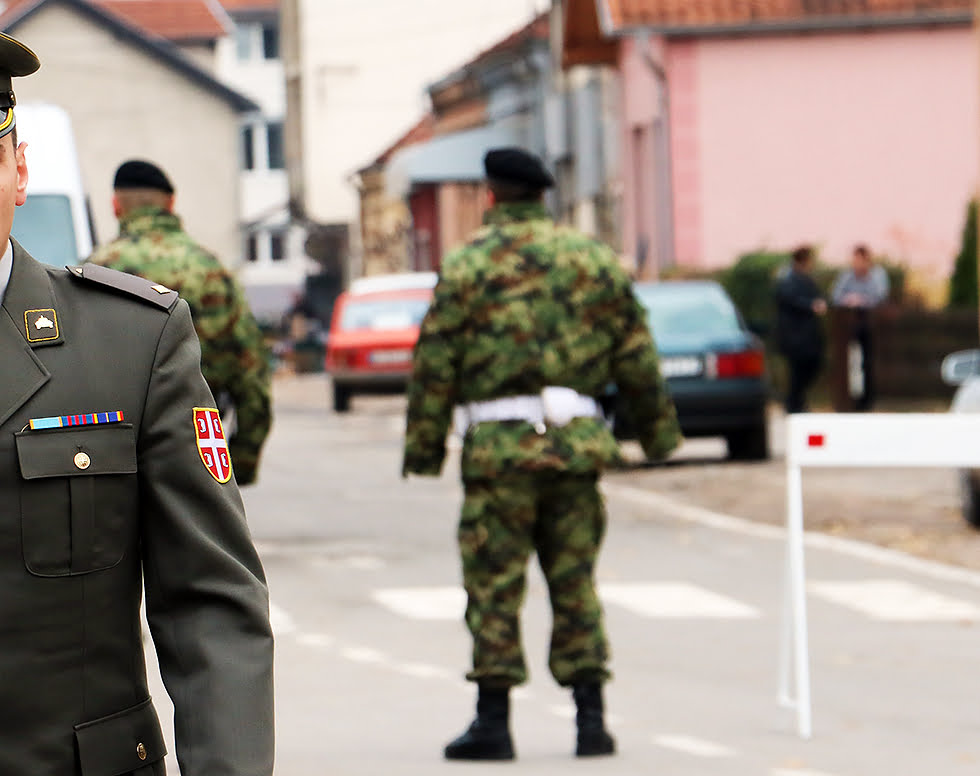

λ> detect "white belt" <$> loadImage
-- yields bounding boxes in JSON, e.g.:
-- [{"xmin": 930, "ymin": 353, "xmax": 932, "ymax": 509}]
[{"xmin": 459, "ymin": 387, "xmax": 602, "ymax": 434}]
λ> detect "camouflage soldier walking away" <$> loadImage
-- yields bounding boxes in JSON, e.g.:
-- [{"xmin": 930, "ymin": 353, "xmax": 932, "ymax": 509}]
[
  {"xmin": 88, "ymin": 160, "xmax": 272, "ymax": 484},
  {"xmin": 403, "ymin": 147, "xmax": 681, "ymax": 761}
]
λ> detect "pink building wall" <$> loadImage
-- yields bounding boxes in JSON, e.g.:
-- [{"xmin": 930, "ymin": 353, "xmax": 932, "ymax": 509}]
[{"xmin": 672, "ymin": 26, "xmax": 978, "ymax": 279}]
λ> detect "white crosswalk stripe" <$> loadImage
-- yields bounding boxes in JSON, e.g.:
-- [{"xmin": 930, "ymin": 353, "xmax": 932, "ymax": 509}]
[
  {"xmin": 372, "ymin": 586, "xmax": 465, "ymax": 620},
  {"xmin": 368, "ymin": 579, "xmax": 980, "ymax": 625},
  {"xmin": 809, "ymin": 579, "xmax": 980, "ymax": 622},
  {"xmin": 653, "ymin": 733, "xmax": 736, "ymax": 758},
  {"xmin": 268, "ymin": 602, "xmax": 297, "ymax": 635},
  {"xmin": 371, "ymin": 582, "xmax": 763, "ymax": 621},
  {"xmin": 601, "ymin": 582, "xmax": 761, "ymax": 619}
]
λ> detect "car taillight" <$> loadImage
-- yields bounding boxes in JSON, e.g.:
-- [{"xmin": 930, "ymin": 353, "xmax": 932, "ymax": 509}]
[
  {"xmin": 711, "ymin": 350, "xmax": 765, "ymax": 379},
  {"xmin": 327, "ymin": 348, "xmax": 359, "ymax": 369}
]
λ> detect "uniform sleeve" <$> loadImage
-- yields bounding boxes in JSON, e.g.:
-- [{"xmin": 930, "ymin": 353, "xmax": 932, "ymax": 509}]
[
  {"xmin": 138, "ymin": 300, "xmax": 274, "ymax": 776},
  {"xmin": 870, "ymin": 265, "xmax": 890, "ymax": 306},
  {"xmin": 610, "ymin": 274, "xmax": 682, "ymax": 461},
  {"xmin": 402, "ymin": 269, "xmax": 466, "ymax": 476},
  {"xmin": 830, "ymin": 270, "xmax": 850, "ymax": 306},
  {"xmin": 776, "ymin": 273, "xmax": 820, "ymax": 311},
  {"xmin": 196, "ymin": 274, "xmax": 273, "ymax": 486}
]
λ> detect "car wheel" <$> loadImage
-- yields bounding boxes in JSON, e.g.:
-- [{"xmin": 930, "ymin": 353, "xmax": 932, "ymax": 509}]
[
  {"xmin": 726, "ymin": 424, "xmax": 770, "ymax": 461},
  {"xmin": 333, "ymin": 384, "xmax": 352, "ymax": 413},
  {"xmin": 960, "ymin": 471, "xmax": 980, "ymax": 529}
]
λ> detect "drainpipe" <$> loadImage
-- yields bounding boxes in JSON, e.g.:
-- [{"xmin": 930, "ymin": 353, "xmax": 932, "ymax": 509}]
[
  {"xmin": 596, "ymin": 2, "xmax": 676, "ymax": 274},
  {"xmin": 636, "ymin": 33, "xmax": 677, "ymax": 275},
  {"xmin": 642, "ymin": 36, "xmax": 672, "ymax": 267}
]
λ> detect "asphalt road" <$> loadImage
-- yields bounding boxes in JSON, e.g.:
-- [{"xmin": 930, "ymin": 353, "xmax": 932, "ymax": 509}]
[{"xmin": 147, "ymin": 376, "xmax": 980, "ymax": 775}]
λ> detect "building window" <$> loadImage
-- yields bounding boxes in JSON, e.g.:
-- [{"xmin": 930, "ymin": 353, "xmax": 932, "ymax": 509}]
[
  {"xmin": 245, "ymin": 233, "xmax": 259, "ymax": 262},
  {"xmin": 270, "ymin": 230, "xmax": 286, "ymax": 261},
  {"xmin": 266, "ymin": 122, "xmax": 285, "ymax": 170},
  {"xmin": 242, "ymin": 125, "xmax": 255, "ymax": 171},
  {"xmin": 262, "ymin": 23, "xmax": 280, "ymax": 59},
  {"xmin": 235, "ymin": 24, "xmax": 252, "ymax": 60}
]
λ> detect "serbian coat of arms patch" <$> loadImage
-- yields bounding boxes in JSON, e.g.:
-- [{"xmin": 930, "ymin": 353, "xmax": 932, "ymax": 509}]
[{"xmin": 194, "ymin": 407, "xmax": 232, "ymax": 483}]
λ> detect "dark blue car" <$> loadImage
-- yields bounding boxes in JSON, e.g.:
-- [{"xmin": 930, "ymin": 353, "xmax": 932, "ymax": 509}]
[{"xmin": 606, "ymin": 280, "xmax": 771, "ymax": 460}]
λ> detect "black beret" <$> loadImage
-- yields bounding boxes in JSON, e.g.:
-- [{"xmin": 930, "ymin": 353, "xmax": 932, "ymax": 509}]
[
  {"xmin": 484, "ymin": 147, "xmax": 554, "ymax": 190},
  {"xmin": 113, "ymin": 160, "xmax": 175, "ymax": 194},
  {"xmin": 0, "ymin": 32, "xmax": 40, "ymax": 138}
]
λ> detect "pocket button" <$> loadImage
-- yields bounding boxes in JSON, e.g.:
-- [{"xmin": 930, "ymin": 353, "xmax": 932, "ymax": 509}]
[{"xmin": 73, "ymin": 452, "xmax": 91, "ymax": 470}]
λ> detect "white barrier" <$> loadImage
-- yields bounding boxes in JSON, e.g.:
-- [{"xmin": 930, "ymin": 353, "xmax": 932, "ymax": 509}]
[{"xmin": 781, "ymin": 413, "xmax": 980, "ymax": 739}]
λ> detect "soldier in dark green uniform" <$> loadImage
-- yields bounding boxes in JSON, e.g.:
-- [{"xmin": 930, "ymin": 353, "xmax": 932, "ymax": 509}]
[
  {"xmin": 88, "ymin": 160, "xmax": 272, "ymax": 485},
  {"xmin": 403, "ymin": 147, "xmax": 680, "ymax": 760},
  {"xmin": 0, "ymin": 32, "xmax": 274, "ymax": 775}
]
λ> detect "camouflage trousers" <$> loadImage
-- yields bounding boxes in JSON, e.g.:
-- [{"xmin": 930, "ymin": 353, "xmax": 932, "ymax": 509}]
[{"xmin": 458, "ymin": 472, "xmax": 610, "ymax": 688}]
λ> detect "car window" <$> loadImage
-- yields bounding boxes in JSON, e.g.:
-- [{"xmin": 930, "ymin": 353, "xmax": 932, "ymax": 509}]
[
  {"xmin": 12, "ymin": 194, "xmax": 80, "ymax": 266},
  {"xmin": 635, "ymin": 284, "xmax": 742, "ymax": 337},
  {"xmin": 339, "ymin": 296, "xmax": 431, "ymax": 331}
]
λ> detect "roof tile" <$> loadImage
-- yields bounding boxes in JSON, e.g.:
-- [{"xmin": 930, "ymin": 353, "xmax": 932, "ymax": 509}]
[
  {"xmin": 218, "ymin": 0, "xmax": 279, "ymax": 10},
  {"xmin": 605, "ymin": 0, "xmax": 972, "ymax": 28},
  {"xmin": 93, "ymin": 0, "xmax": 230, "ymax": 42}
]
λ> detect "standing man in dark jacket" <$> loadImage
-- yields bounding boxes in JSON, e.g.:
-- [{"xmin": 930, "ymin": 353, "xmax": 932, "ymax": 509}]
[
  {"xmin": 403, "ymin": 147, "xmax": 680, "ymax": 761},
  {"xmin": 775, "ymin": 245, "xmax": 827, "ymax": 413},
  {"xmin": 0, "ymin": 32, "xmax": 274, "ymax": 776}
]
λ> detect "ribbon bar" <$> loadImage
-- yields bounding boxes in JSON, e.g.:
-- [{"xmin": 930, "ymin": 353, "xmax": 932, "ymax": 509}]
[{"xmin": 29, "ymin": 410, "xmax": 124, "ymax": 430}]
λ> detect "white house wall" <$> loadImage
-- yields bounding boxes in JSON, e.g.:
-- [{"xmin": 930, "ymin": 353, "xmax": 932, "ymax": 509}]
[
  {"xmin": 12, "ymin": 3, "xmax": 243, "ymax": 265},
  {"xmin": 297, "ymin": 0, "xmax": 551, "ymax": 225}
]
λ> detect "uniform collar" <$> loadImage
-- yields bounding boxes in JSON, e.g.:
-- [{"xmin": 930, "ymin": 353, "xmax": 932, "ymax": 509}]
[
  {"xmin": 2, "ymin": 238, "xmax": 65, "ymax": 349},
  {"xmin": 0, "ymin": 239, "xmax": 54, "ymax": 426},
  {"xmin": 118, "ymin": 206, "xmax": 182, "ymax": 238},
  {"xmin": 482, "ymin": 202, "xmax": 551, "ymax": 226}
]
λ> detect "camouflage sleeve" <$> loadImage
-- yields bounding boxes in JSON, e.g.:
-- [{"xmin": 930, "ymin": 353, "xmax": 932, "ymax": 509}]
[
  {"xmin": 196, "ymin": 273, "xmax": 273, "ymax": 486},
  {"xmin": 610, "ymin": 270, "xmax": 682, "ymax": 461},
  {"xmin": 402, "ymin": 266, "xmax": 466, "ymax": 477}
]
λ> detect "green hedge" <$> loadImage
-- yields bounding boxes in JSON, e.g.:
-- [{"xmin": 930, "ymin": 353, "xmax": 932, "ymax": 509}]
[{"xmin": 948, "ymin": 200, "xmax": 978, "ymax": 309}]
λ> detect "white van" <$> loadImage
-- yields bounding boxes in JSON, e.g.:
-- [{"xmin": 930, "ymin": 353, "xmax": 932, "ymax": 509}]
[{"xmin": 10, "ymin": 103, "xmax": 94, "ymax": 266}]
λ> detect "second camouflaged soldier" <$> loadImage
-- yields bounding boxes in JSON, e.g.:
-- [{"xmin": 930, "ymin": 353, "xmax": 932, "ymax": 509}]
[
  {"xmin": 403, "ymin": 147, "xmax": 681, "ymax": 761},
  {"xmin": 88, "ymin": 160, "xmax": 272, "ymax": 484}
]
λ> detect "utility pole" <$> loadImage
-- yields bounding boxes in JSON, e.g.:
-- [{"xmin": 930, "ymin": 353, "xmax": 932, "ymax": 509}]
[{"xmin": 281, "ymin": 0, "xmax": 305, "ymax": 222}]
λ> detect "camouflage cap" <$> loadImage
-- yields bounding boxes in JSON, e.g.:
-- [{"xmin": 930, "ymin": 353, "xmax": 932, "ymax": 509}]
[
  {"xmin": 0, "ymin": 32, "xmax": 40, "ymax": 140},
  {"xmin": 484, "ymin": 147, "xmax": 554, "ymax": 190}
]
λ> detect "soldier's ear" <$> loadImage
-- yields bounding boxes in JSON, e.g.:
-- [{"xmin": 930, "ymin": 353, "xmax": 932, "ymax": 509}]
[
  {"xmin": 165, "ymin": 194, "xmax": 175, "ymax": 213},
  {"xmin": 14, "ymin": 141, "xmax": 27, "ymax": 206}
]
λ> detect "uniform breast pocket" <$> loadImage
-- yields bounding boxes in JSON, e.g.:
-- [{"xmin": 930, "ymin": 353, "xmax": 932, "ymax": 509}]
[{"xmin": 15, "ymin": 424, "xmax": 138, "ymax": 577}]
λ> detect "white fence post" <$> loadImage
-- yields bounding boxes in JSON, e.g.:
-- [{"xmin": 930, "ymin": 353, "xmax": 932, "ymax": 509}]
[{"xmin": 781, "ymin": 412, "xmax": 980, "ymax": 739}]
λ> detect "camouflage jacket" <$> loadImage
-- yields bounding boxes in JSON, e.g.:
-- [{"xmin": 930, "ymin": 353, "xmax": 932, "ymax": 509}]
[
  {"xmin": 88, "ymin": 207, "xmax": 272, "ymax": 485},
  {"xmin": 403, "ymin": 202, "xmax": 680, "ymax": 480}
]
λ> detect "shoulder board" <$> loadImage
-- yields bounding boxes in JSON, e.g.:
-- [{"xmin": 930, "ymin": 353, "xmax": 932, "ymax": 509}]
[{"xmin": 68, "ymin": 264, "xmax": 180, "ymax": 311}]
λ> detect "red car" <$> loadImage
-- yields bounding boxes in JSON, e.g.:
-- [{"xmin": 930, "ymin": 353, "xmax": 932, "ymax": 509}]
[{"xmin": 325, "ymin": 273, "xmax": 436, "ymax": 412}]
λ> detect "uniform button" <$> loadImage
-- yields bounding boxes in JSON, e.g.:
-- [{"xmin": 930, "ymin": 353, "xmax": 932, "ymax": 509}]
[
  {"xmin": 73, "ymin": 452, "xmax": 91, "ymax": 470},
  {"xmin": 137, "ymin": 742, "xmax": 147, "ymax": 760}
]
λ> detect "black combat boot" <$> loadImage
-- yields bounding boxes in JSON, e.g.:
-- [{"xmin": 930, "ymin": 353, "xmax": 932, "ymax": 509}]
[
  {"xmin": 572, "ymin": 682, "xmax": 616, "ymax": 757},
  {"xmin": 444, "ymin": 685, "xmax": 515, "ymax": 761}
]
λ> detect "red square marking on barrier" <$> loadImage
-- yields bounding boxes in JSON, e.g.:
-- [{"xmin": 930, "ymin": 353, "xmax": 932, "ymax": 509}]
[{"xmin": 808, "ymin": 434, "xmax": 825, "ymax": 448}]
